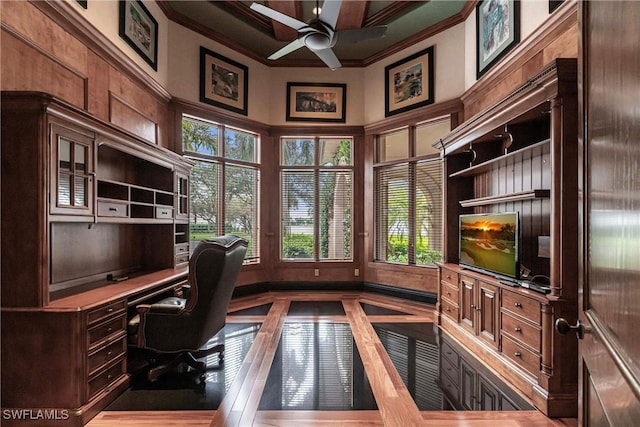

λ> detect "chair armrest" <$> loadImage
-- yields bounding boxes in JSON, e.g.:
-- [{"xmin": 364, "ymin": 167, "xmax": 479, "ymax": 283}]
[{"xmin": 136, "ymin": 297, "xmax": 185, "ymax": 315}]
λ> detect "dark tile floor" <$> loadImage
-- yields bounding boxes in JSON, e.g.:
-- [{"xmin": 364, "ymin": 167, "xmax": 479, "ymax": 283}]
[{"xmin": 107, "ymin": 300, "xmax": 532, "ymax": 413}]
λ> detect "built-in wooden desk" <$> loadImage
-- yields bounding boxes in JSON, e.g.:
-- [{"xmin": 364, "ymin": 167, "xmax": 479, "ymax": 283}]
[{"xmin": 1, "ymin": 269, "xmax": 188, "ymax": 427}]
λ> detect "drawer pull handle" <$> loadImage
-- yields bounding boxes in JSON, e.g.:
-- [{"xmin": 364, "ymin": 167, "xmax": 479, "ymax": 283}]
[
  {"xmin": 446, "ymin": 292, "xmax": 451, "ymax": 297},
  {"xmin": 514, "ymin": 352, "xmax": 522, "ymax": 358},
  {"xmin": 107, "ymin": 308, "xmax": 113, "ymax": 313},
  {"xmin": 107, "ymin": 327, "xmax": 112, "ymax": 333},
  {"xmin": 514, "ymin": 327, "xmax": 522, "ymax": 332},
  {"xmin": 471, "ymin": 304, "xmax": 476, "ymax": 309},
  {"xmin": 446, "ymin": 351, "xmax": 452, "ymax": 355},
  {"xmin": 446, "ymin": 307, "xmax": 451, "ymax": 312},
  {"xmin": 109, "ymin": 207, "xmax": 117, "ymax": 212},
  {"xmin": 107, "ymin": 351, "xmax": 112, "ymax": 357},
  {"xmin": 514, "ymin": 302, "xmax": 523, "ymax": 308},
  {"xmin": 107, "ymin": 374, "xmax": 112, "ymax": 380}
]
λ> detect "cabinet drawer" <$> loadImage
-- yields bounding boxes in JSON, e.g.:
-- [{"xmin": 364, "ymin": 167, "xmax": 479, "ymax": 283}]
[
  {"xmin": 441, "ymin": 281, "xmax": 459, "ymax": 303},
  {"xmin": 175, "ymin": 243, "xmax": 189, "ymax": 256},
  {"xmin": 98, "ymin": 201, "xmax": 128, "ymax": 217},
  {"xmin": 441, "ymin": 352, "xmax": 459, "ymax": 385},
  {"xmin": 501, "ymin": 290, "xmax": 541, "ymax": 324},
  {"xmin": 440, "ymin": 297, "xmax": 459, "ymax": 322},
  {"xmin": 502, "ymin": 334, "xmax": 540, "ymax": 377},
  {"xmin": 88, "ymin": 315, "xmax": 126, "ymax": 349},
  {"xmin": 440, "ymin": 339, "xmax": 460, "ymax": 367},
  {"xmin": 88, "ymin": 335, "xmax": 127, "ymax": 376},
  {"xmin": 440, "ymin": 269, "xmax": 459, "ymax": 288},
  {"xmin": 88, "ymin": 299, "xmax": 126, "ymax": 325},
  {"xmin": 439, "ymin": 369, "xmax": 459, "ymax": 402},
  {"xmin": 501, "ymin": 311, "xmax": 541, "ymax": 352},
  {"xmin": 155, "ymin": 206, "xmax": 173, "ymax": 219},
  {"xmin": 87, "ymin": 357, "xmax": 126, "ymax": 400}
]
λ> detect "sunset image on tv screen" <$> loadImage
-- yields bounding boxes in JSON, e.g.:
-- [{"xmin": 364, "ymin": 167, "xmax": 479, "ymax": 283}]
[{"xmin": 459, "ymin": 213, "xmax": 517, "ymax": 277}]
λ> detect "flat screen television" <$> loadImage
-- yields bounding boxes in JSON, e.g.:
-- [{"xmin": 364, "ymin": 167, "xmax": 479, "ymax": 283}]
[{"xmin": 459, "ymin": 212, "xmax": 519, "ymax": 281}]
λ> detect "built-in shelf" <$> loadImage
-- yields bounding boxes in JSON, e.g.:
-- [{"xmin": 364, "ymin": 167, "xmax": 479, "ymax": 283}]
[
  {"xmin": 459, "ymin": 189, "xmax": 550, "ymax": 207},
  {"xmin": 449, "ymin": 139, "xmax": 550, "ymax": 178}
]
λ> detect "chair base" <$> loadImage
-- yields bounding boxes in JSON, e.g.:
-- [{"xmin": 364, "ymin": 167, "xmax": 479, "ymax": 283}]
[{"xmin": 144, "ymin": 343, "xmax": 225, "ymax": 382}]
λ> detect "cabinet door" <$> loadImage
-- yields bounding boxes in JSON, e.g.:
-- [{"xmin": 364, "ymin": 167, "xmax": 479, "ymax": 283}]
[
  {"xmin": 460, "ymin": 276, "xmax": 476, "ymax": 333},
  {"xmin": 460, "ymin": 359, "xmax": 476, "ymax": 410},
  {"xmin": 477, "ymin": 281, "xmax": 499, "ymax": 348},
  {"xmin": 175, "ymin": 170, "xmax": 189, "ymax": 220},
  {"xmin": 478, "ymin": 374, "xmax": 499, "ymax": 410},
  {"xmin": 50, "ymin": 123, "xmax": 95, "ymax": 216}
]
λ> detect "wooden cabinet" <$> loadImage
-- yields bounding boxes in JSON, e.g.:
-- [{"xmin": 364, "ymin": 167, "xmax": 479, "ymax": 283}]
[
  {"xmin": 1, "ymin": 92, "xmax": 192, "ymax": 425},
  {"xmin": 435, "ymin": 59, "xmax": 579, "ymax": 417},
  {"xmin": 438, "ymin": 266, "xmax": 459, "ymax": 322},
  {"xmin": 460, "ymin": 275, "xmax": 499, "ymax": 349}
]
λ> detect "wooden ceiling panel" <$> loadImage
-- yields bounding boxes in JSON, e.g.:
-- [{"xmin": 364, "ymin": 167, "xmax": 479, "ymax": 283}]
[
  {"xmin": 265, "ymin": 0, "xmax": 302, "ymax": 41},
  {"xmin": 336, "ymin": 1, "xmax": 368, "ymax": 30}
]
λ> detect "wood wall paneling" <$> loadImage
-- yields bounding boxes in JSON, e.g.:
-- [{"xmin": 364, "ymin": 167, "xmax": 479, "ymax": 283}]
[{"xmin": 109, "ymin": 93, "xmax": 158, "ymax": 145}]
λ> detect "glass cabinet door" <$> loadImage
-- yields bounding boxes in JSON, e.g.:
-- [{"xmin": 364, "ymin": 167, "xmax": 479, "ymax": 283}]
[
  {"xmin": 50, "ymin": 123, "xmax": 95, "ymax": 216},
  {"xmin": 175, "ymin": 171, "xmax": 189, "ymax": 220}
]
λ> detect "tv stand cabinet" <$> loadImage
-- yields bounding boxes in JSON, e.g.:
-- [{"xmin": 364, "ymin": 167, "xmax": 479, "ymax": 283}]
[
  {"xmin": 436, "ymin": 59, "xmax": 578, "ymax": 417},
  {"xmin": 1, "ymin": 92, "xmax": 192, "ymax": 426}
]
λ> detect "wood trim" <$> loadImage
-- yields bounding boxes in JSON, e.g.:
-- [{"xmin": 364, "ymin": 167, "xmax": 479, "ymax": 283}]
[
  {"xmin": 364, "ymin": 98, "xmax": 463, "ymax": 135},
  {"xmin": 32, "ymin": 0, "xmax": 171, "ymax": 102}
]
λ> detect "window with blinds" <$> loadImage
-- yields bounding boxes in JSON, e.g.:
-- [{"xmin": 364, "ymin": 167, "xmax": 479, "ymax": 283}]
[
  {"xmin": 182, "ymin": 115, "xmax": 260, "ymax": 263},
  {"xmin": 280, "ymin": 137, "xmax": 353, "ymax": 261},
  {"xmin": 373, "ymin": 117, "xmax": 449, "ymax": 266}
]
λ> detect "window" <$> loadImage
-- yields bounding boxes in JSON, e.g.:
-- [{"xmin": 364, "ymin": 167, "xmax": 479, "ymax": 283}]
[
  {"xmin": 280, "ymin": 137, "xmax": 353, "ymax": 261},
  {"xmin": 374, "ymin": 118, "xmax": 449, "ymax": 266},
  {"xmin": 182, "ymin": 115, "xmax": 260, "ymax": 263}
]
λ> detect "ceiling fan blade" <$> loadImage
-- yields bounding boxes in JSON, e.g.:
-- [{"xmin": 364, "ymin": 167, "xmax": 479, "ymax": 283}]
[
  {"xmin": 313, "ymin": 48, "xmax": 341, "ymax": 70},
  {"xmin": 250, "ymin": 3, "xmax": 307, "ymax": 31},
  {"xmin": 319, "ymin": 0, "xmax": 342, "ymax": 29},
  {"xmin": 268, "ymin": 39, "xmax": 305, "ymax": 60},
  {"xmin": 335, "ymin": 26, "xmax": 388, "ymax": 44}
]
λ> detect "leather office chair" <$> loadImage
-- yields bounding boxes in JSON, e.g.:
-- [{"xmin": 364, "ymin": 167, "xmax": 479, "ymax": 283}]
[{"xmin": 128, "ymin": 235, "xmax": 247, "ymax": 381}]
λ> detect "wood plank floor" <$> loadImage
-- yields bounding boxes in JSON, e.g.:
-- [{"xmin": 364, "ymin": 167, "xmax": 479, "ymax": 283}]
[{"xmin": 87, "ymin": 291, "xmax": 577, "ymax": 427}]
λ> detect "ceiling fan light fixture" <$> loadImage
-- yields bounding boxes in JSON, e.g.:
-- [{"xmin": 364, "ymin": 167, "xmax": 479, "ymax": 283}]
[{"xmin": 304, "ymin": 32, "xmax": 331, "ymax": 50}]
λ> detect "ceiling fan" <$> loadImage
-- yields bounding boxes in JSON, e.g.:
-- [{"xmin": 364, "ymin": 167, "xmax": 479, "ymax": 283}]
[{"xmin": 249, "ymin": 0, "xmax": 388, "ymax": 70}]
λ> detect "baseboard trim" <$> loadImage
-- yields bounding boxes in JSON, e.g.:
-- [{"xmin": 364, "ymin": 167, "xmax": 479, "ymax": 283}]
[{"xmin": 232, "ymin": 281, "xmax": 436, "ymax": 305}]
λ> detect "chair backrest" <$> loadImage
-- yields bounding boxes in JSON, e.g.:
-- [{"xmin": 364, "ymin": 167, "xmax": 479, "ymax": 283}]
[{"xmin": 185, "ymin": 235, "xmax": 247, "ymax": 347}]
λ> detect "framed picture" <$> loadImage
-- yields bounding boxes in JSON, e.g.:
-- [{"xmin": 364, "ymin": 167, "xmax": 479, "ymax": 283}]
[
  {"xmin": 200, "ymin": 47, "xmax": 248, "ymax": 116},
  {"xmin": 549, "ymin": 0, "xmax": 564, "ymax": 13},
  {"xmin": 476, "ymin": 0, "xmax": 520, "ymax": 78},
  {"xmin": 384, "ymin": 46, "xmax": 435, "ymax": 117},
  {"xmin": 286, "ymin": 82, "xmax": 346, "ymax": 123},
  {"xmin": 119, "ymin": 0, "xmax": 158, "ymax": 71}
]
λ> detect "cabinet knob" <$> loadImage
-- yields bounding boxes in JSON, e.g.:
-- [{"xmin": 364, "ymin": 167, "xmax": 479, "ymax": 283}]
[
  {"xmin": 514, "ymin": 352, "xmax": 522, "ymax": 358},
  {"xmin": 107, "ymin": 308, "xmax": 113, "ymax": 313}
]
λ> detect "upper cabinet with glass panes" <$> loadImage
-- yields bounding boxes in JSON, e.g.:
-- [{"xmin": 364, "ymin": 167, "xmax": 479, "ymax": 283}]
[{"xmin": 49, "ymin": 122, "xmax": 95, "ymax": 216}]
